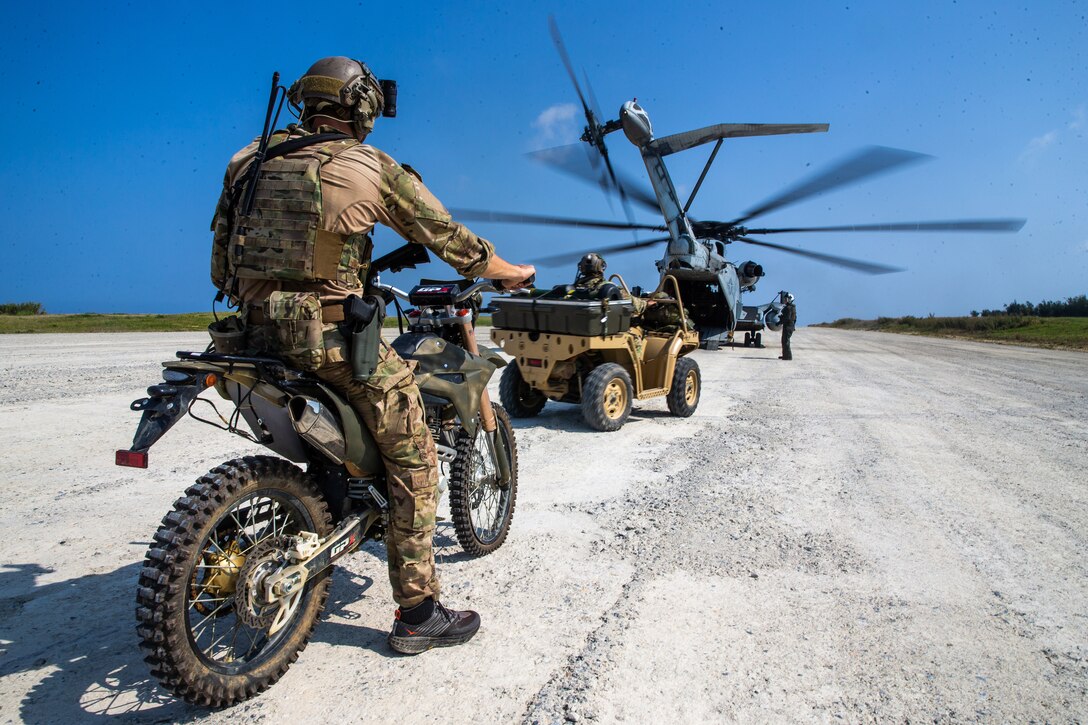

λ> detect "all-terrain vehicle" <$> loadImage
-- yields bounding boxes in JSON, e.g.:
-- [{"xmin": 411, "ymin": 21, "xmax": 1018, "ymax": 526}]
[{"xmin": 491, "ymin": 275, "xmax": 701, "ymax": 431}]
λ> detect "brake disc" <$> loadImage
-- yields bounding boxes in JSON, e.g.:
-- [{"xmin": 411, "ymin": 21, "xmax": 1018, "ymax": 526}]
[{"xmin": 234, "ymin": 536, "xmax": 293, "ymax": 629}]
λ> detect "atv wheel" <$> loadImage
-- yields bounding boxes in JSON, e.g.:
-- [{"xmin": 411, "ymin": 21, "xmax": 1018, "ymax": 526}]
[
  {"xmin": 667, "ymin": 357, "xmax": 701, "ymax": 417},
  {"xmin": 449, "ymin": 403, "xmax": 518, "ymax": 556},
  {"xmin": 582, "ymin": 363, "xmax": 633, "ymax": 431},
  {"xmin": 136, "ymin": 456, "xmax": 332, "ymax": 707},
  {"xmin": 498, "ymin": 363, "xmax": 546, "ymax": 417}
]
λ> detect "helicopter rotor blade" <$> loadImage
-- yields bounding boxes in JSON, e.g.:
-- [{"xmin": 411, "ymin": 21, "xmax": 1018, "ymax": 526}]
[
  {"xmin": 732, "ymin": 146, "xmax": 932, "ymax": 226},
  {"xmin": 535, "ymin": 236, "xmax": 674, "ymax": 266},
  {"xmin": 527, "ymin": 145, "xmax": 661, "ymax": 213},
  {"xmin": 745, "ymin": 218, "xmax": 1027, "ymax": 234},
  {"xmin": 451, "ymin": 208, "xmax": 667, "ymax": 232},
  {"xmin": 599, "ymin": 140, "xmax": 637, "ymax": 226},
  {"xmin": 736, "ymin": 236, "xmax": 903, "ymax": 275},
  {"xmin": 584, "ymin": 71, "xmax": 605, "ymax": 131},
  {"xmin": 549, "ymin": 16, "xmax": 593, "ymax": 128}
]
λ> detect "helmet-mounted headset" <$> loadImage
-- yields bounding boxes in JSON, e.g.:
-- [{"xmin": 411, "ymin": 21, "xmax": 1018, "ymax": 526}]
[{"xmin": 287, "ymin": 57, "xmax": 398, "ymax": 138}]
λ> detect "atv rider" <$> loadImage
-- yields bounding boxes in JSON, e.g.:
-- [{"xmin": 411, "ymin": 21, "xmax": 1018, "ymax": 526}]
[
  {"xmin": 210, "ymin": 56, "xmax": 534, "ymax": 654},
  {"xmin": 571, "ymin": 253, "xmax": 646, "ymax": 315}
]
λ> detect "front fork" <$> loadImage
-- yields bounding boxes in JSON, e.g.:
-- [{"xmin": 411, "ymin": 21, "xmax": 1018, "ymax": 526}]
[{"xmin": 456, "ymin": 318, "xmax": 512, "ymax": 486}]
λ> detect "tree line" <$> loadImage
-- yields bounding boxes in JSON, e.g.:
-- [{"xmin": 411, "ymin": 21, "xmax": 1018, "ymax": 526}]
[
  {"xmin": 0, "ymin": 302, "xmax": 45, "ymax": 315},
  {"xmin": 972, "ymin": 294, "xmax": 1088, "ymax": 318}
]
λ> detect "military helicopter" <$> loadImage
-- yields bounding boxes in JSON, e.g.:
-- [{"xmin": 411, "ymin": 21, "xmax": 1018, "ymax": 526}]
[{"xmin": 455, "ymin": 18, "xmax": 1026, "ymax": 349}]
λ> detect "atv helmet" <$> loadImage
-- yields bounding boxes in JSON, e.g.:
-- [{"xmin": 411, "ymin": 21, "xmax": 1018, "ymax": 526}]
[
  {"xmin": 288, "ymin": 57, "xmax": 386, "ymax": 139},
  {"xmin": 577, "ymin": 253, "xmax": 607, "ymax": 280}
]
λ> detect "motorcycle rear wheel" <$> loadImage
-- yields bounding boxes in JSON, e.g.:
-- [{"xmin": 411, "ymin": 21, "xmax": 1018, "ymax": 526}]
[
  {"xmin": 449, "ymin": 403, "xmax": 518, "ymax": 556},
  {"xmin": 136, "ymin": 455, "xmax": 332, "ymax": 707}
]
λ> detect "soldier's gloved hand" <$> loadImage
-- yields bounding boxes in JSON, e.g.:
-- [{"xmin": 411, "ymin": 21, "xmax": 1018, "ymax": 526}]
[{"xmin": 491, "ymin": 267, "xmax": 536, "ymax": 291}]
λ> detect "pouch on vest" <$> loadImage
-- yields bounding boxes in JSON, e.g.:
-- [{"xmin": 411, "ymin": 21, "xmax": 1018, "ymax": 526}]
[
  {"xmin": 267, "ymin": 291, "xmax": 326, "ymax": 371},
  {"xmin": 207, "ymin": 315, "xmax": 247, "ymax": 355},
  {"xmin": 342, "ymin": 294, "xmax": 385, "ymax": 381}
]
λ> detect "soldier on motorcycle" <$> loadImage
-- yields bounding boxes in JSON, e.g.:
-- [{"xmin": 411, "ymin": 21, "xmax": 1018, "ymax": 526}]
[{"xmin": 210, "ymin": 56, "xmax": 534, "ymax": 653}]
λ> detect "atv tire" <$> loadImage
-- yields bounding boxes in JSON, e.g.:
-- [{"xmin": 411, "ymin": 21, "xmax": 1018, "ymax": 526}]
[
  {"xmin": 581, "ymin": 363, "xmax": 633, "ymax": 432},
  {"xmin": 499, "ymin": 363, "xmax": 546, "ymax": 417},
  {"xmin": 666, "ymin": 356, "xmax": 701, "ymax": 417}
]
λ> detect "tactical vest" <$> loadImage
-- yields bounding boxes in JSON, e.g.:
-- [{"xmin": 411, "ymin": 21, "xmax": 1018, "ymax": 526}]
[{"xmin": 227, "ymin": 137, "xmax": 369, "ymax": 285}]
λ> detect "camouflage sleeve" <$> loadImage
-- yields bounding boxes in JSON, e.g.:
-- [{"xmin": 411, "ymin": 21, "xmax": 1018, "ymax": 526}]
[
  {"xmin": 378, "ymin": 157, "xmax": 495, "ymax": 279},
  {"xmin": 210, "ymin": 170, "xmax": 232, "ymax": 291}
]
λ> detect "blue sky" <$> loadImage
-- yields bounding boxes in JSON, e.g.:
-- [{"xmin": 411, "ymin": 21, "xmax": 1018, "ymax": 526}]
[{"xmin": 0, "ymin": 0, "xmax": 1084, "ymax": 323}]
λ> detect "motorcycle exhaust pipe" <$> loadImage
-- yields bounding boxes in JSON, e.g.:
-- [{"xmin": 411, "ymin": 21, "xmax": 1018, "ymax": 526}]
[{"xmin": 288, "ymin": 396, "xmax": 347, "ymax": 464}]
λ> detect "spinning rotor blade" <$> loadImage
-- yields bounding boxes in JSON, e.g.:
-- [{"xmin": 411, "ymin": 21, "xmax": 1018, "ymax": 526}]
[
  {"xmin": 732, "ymin": 146, "xmax": 931, "ymax": 225},
  {"xmin": 549, "ymin": 16, "xmax": 591, "ymax": 123},
  {"xmin": 451, "ymin": 208, "xmax": 666, "ymax": 232},
  {"xmin": 736, "ymin": 236, "xmax": 903, "ymax": 275},
  {"xmin": 548, "ymin": 15, "xmax": 638, "ymax": 225},
  {"xmin": 535, "ymin": 236, "xmax": 673, "ymax": 266},
  {"xmin": 745, "ymin": 218, "xmax": 1027, "ymax": 234},
  {"xmin": 527, "ymin": 144, "xmax": 660, "ymax": 213}
]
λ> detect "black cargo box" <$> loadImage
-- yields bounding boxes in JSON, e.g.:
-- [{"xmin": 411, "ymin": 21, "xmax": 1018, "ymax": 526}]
[{"xmin": 491, "ymin": 297, "xmax": 633, "ymax": 336}]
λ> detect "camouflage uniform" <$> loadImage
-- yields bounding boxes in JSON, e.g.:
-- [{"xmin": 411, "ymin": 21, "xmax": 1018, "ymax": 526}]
[
  {"xmin": 780, "ymin": 301, "xmax": 797, "ymax": 360},
  {"xmin": 211, "ymin": 127, "xmax": 494, "ymax": 607}
]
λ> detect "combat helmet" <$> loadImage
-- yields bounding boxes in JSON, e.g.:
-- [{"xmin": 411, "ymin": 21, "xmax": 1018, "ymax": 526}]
[
  {"xmin": 576, "ymin": 253, "xmax": 607, "ymax": 281},
  {"xmin": 288, "ymin": 57, "xmax": 393, "ymax": 139}
]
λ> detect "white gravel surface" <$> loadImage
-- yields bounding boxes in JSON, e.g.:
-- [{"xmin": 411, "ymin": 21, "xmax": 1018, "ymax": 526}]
[{"xmin": 0, "ymin": 327, "xmax": 1085, "ymax": 723}]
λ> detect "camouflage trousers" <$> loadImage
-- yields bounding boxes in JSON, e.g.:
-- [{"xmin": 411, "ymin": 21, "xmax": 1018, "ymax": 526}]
[{"xmin": 316, "ymin": 341, "xmax": 441, "ymax": 608}]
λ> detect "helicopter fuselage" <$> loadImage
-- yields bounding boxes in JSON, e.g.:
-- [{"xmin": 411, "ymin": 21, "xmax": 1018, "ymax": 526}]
[{"xmin": 624, "ymin": 100, "xmax": 766, "ymax": 347}]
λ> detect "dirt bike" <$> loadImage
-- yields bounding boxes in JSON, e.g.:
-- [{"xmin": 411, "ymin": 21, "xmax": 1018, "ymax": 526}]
[{"xmin": 117, "ymin": 247, "xmax": 523, "ymax": 706}]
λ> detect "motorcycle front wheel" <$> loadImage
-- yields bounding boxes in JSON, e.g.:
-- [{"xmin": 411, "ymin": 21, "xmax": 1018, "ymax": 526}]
[
  {"xmin": 449, "ymin": 402, "xmax": 518, "ymax": 556},
  {"xmin": 136, "ymin": 455, "xmax": 332, "ymax": 707}
]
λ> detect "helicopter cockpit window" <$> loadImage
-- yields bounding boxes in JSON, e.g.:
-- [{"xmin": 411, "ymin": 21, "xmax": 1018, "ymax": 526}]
[{"xmin": 715, "ymin": 242, "xmax": 725, "ymax": 256}]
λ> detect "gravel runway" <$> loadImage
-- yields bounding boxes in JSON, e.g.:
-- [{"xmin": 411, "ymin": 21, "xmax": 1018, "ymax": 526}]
[{"xmin": 0, "ymin": 327, "xmax": 1085, "ymax": 723}]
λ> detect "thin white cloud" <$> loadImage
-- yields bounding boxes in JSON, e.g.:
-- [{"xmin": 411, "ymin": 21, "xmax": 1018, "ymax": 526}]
[
  {"xmin": 1019, "ymin": 130, "xmax": 1058, "ymax": 164},
  {"xmin": 1069, "ymin": 105, "xmax": 1086, "ymax": 132},
  {"xmin": 531, "ymin": 103, "xmax": 578, "ymax": 147},
  {"xmin": 1019, "ymin": 105, "xmax": 1087, "ymax": 164}
]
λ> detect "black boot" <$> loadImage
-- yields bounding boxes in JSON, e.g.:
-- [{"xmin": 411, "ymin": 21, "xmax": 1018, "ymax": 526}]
[{"xmin": 388, "ymin": 599, "xmax": 481, "ymax": 655}]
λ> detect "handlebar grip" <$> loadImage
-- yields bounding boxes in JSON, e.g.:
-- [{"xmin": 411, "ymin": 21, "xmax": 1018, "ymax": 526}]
[{"xmin": 489, "ymin": 274, "xmax": 535, "ymax": 291}]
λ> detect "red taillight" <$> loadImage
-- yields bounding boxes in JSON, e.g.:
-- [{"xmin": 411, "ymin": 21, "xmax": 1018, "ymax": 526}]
[
  {"xmin": 456, "ymin": 309, "xmax": 471, "ymax": 317},
  {"xmin": 407, "ymin": 309, "xmax": 421, "ymax": 318},
  {"xmin": 526, "ymin": 358, "xmax": 543, "ymax": 367},
  {"xmin": 116, "ymin": 449, "xmax": 148, "ymax": 468}
]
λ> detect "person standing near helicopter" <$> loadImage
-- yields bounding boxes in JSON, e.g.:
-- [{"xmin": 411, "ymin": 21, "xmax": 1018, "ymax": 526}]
[
  {"xmin": 211, "ymin": 56, "xmax": 535, "ymax": 653},
  {"xmin": 779, "ymin": 292, "xmax": 797, "ymax": 360}
]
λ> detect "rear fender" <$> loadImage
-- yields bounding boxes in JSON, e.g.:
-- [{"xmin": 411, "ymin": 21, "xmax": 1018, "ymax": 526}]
[{"xmin": 124, "ymin": 368, "xmax": 217, "ymax": 454}]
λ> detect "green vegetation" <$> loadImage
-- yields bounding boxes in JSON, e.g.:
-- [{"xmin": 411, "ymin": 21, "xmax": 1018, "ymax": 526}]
[
  {"xmin": 0, "ymin": 302, "xmax": 45, "ymax": 315},
  {"xmin": 0, "ymin": 313, "xmax": 218, "ymax": 334},
  {"xmin": 818, "ymin": 315, "xmax": 1088, "ymax": 350},
  {"xmin": 973, "ymin": 294, "xmax": 1088, "ymax": 318},
  {"xmin": 1, "ymin": 312, "xmax": 493, "ymax": 334}
]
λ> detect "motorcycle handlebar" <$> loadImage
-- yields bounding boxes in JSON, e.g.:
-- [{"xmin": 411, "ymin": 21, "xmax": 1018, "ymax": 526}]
[
  {"xmin": 372, "ymin": 275, "xmax": 534, "ymax": 305},
  {"xmin": 488, "ymin": 273, "xmax": 535, "ymax": 292}
]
